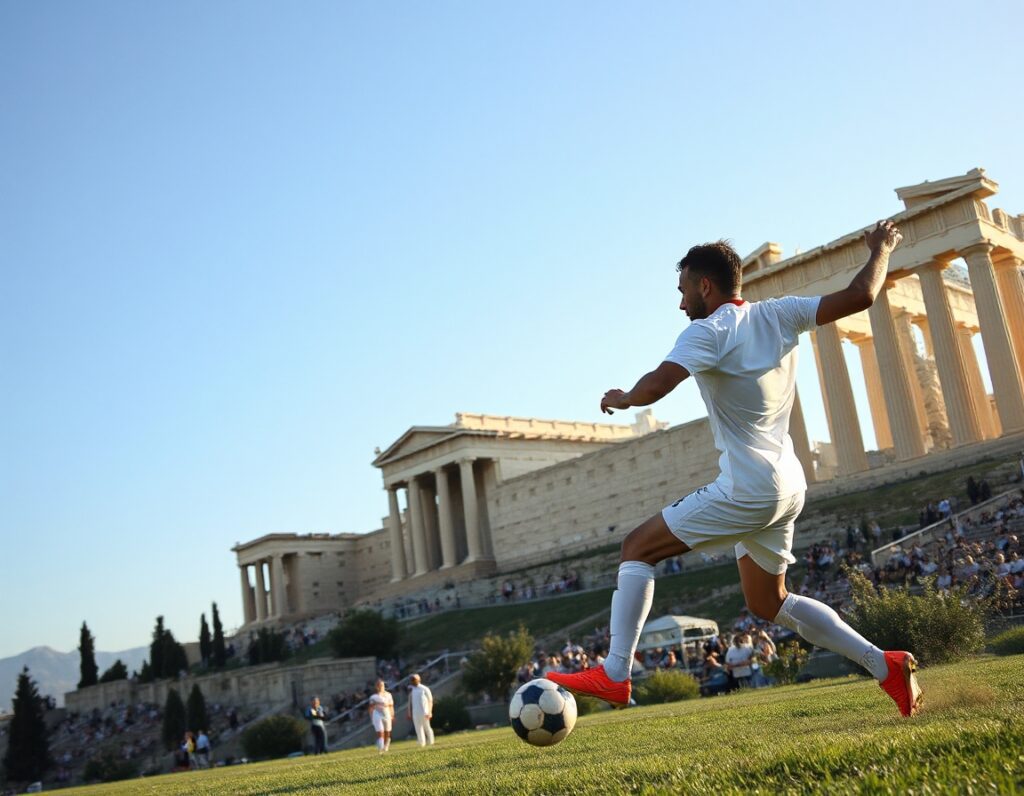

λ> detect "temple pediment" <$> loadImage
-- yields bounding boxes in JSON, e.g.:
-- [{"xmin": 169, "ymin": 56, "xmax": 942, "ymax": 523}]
[{"xmin": 372, "ymin": 426, "xmax": 466, "ymax": 466}]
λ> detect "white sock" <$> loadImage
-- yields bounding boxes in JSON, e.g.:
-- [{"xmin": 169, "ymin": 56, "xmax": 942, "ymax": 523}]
[
  {"xmin": 773, "ymin": 593, "xmax": 888, "ymax": 680},
  {"xmin": 376, "ymin": 738, "xmax": 384, "ymax": 752},
  {"xmin": 604, "ymin": 561, "xmax": 655, "ymax": 682}
]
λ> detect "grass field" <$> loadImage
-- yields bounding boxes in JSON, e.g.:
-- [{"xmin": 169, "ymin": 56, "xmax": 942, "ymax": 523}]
[{"xmin": 68, "ymin": 655, "xmax": 1023, "ymax": 795}]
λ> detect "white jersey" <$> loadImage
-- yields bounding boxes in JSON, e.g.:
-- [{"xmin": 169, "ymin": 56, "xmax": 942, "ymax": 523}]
[
  {"xmin": 368, "ymin": 691, "xmax": 393, "ymax": 717},
  {"xmin": 409, "ymin": 684, "xmax": 433, "ymax": 717},
  {"xmin": 664, "ymin": 296, "xmax": 820, "ymax": 501}
]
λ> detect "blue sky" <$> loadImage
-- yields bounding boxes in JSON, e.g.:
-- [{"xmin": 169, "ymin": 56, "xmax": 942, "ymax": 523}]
[{"xmin": 2, "ymin": 1, "xmax": 1023, "ymax": 659}]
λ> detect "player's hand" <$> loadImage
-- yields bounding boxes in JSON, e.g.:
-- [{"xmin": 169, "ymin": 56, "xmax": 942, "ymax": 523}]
[
  {"xmin": 601, "ymin": 389, "xmax": 630, "ymax": 415},
  {"xmin": 864, "ymin": 219, "xmax": 903, "ymax": 254}
]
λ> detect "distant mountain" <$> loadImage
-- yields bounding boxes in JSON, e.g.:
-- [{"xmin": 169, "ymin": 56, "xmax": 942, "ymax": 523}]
[{"xmin": 0, "ymin": 645, "xmax": 149, "ymax": 709}]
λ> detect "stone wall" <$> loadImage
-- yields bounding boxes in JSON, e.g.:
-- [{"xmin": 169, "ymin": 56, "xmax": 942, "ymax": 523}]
[
  {"xmin": 64, "ymin": 656, "xmax": 377, "ymax": 715},
  {"xmin": 487, "ymin": 418, "xmax": 721, "ymax": 569}
]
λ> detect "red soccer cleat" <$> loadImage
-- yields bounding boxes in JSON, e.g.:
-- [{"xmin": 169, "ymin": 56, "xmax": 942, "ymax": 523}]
[
  {"xmin": 879, "ymin": 651, "xmax": 923, "ymax": 717},
  {"xmin": 546, "ymin": 665, "xmax": 631, "ymax": 709}
]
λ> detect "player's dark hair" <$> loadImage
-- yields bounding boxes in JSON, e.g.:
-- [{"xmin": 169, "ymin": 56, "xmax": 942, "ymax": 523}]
[{"xmin": 676, "ymin": 240, "xmax": 742, "ymax": 296}]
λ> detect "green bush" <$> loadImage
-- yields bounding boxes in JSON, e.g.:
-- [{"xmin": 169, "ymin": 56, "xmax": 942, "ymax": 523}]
[
  {"xmin": 634, "ymin": 669, "xmax": 699, "ymax": 705},
  {"xmin": 764, "ymin": 641, "xmax": 809, "ymax": 685},
  {"xmin": 989, "ymin": 626, "xmax": 1024, "ymax": 656},
  {"xmin": 83, "ymin": 751, "xmax": 138, "ymax": 783},
  {"xmin": 328, "ymin": 609, "xmax": 400, "ymax": 659},
  {"xmin": 241, "ymin": 715, "xmax": 307, "ymax": 760},
  {"xmin": 431, "ymin": 696, "xmax": 472, "ymax": 735},
  {"xmin": 846, "ymin": 572, "xmax": 986, "ymax": 666},
  {"xmin": 461, "ymin": 626, "xmax": 534, "ymax": 701}
]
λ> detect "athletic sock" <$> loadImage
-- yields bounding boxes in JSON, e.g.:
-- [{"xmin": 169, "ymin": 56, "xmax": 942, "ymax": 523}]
[
  {"xmin": 604, "ymin": 561, "xmax": 655, "ymax": 682},
  {"xmin": 773, "ymin": 593, "xmax": 888, "ymax": 680},
  {"xmin": 376, "ymin": 738, "xmax": 384, "ymax": 752}
]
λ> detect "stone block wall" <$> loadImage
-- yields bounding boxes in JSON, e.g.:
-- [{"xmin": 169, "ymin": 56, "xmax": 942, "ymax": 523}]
[
  {"xmin": 487, "ymin": 418, "xmax": 720, "ymax": 570},
  {"xmin": 64, "ymin": 656, "xmax": 377, "ymax": 715}
]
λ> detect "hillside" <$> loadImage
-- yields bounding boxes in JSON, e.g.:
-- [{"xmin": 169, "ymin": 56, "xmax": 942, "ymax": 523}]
[
  {"xmin": 0, "ymin": 646, "xmax": 148, "ymax": 710},
  {"xmin": 64, "ymin": 654, "xmax": 1024, "ymax": 795}
]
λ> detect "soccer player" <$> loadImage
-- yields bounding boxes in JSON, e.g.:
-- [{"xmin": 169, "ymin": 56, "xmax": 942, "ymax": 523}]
[
  {"xmin": 547, "ymin": 221, "xmax": 922, "ymax": 717},
  {"xmin": 368, "ymin": 679, "xmax": 396, "ymax": 753}
]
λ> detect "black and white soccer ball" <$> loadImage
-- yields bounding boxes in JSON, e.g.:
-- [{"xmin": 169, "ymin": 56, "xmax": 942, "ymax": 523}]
[{"xmin": 508, "ymin": 678, "xmax": 577, "ymax": 747}]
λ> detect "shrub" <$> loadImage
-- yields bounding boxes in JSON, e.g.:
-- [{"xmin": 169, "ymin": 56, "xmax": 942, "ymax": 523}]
[
  {"xmin": 763, "ymin": 641, "xmax": 809, "ymax": 685},
  {"xmin": 989, "ymin": 626, "xmax": 1024, "ymax": 656},
  {"xmin": 241, "ymin": 715, "xmax": 307, "ymax": 760},
  {"xmin": 328, "ymin": 610, "xmax": 400, "ymax": 659},
  {"xmin": 99, "ymin": 659, "xmax": 128, "ymax": 683},
  {"xmin": 846, "ymin": 572, "xmax": 986, "ymax": 666},
  {"xmin": 634, "ymin": 669, "xmax": 699, "ymax": 705},
  {"xmin": 247, "ymin": 628, "xmax": 290, "ymax": 665},
  {"xmin": 431, "ymin": 696, "xmax": 472, "ymax": 735},
  {"xmin": 83, "ymin": 751, "xmax": 138, "ymax": 783},
  {"xmin": 461, "ymin": 626, "xmax": 534, "ymax": 701}
]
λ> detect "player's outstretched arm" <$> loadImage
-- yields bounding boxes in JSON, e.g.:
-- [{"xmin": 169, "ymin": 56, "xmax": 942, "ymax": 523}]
[
  {"xmin": 601, "ymin": 361, "xmax": 689, "ymax": 415},
  {"xmin": 816, "ymin": 219, "xmax": 903, "ymax": 326}
]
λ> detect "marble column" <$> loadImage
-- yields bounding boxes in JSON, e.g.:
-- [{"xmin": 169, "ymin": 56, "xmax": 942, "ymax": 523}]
[
  {"xmin": 915, "ymin": 263, "xmax": 982, "ymax": 445},
  {"xmin": 853, "ymin": 335, "xmax": 893, "ymax": 450},
  {"xmin": 386, "ymin": 486, "xmax": 408, "ymax": 582},
  {"xmin": 435, "ymin": 466, "xmax": 458, "ymax": 569},
  {"xmin": 789, "ymin": 388, "xmax": 815, "ymax": 484},
  {"xmin": 955, "ymin": 324, "xmax": 996, "ymax": 440},
  {"xmin": 963, "ymin": 244, "xmax": 1024, "ymax": 433},
  {"xmin": 813, "ymin": 324, "xmax": 869, "ymax": 475},
  {"xmin": 914, "ymin": 317, "xmax": 935, "ymax": 358},
  {"xmin": 460, "ymin": 458, "xmax": 484, "ymax": 563},
  {"xmin": 271, "ymin": 555, "xmax": 287, "ymax": 618},
  {"xmin": 419, "ymin": 481, "xmax": 441, "ymax": 570},
  {"xmin": 255, "ymin": 561, "xmax": 267, "ymax": 621},
  {"xmin": 993, "ymin": 253, "xmax": 1024, "ymax": 381},
  {"xmin": 240, "ymin": 566, "xmax": 256, "ymax": 625},
  {"xmin": 407, "ymin": 479, "xmax": 429, "ymax": 576},
  {"xmin": 868, "ymin": 288, "xmax": 926, "ymax": 461},
  {"xmin": 894, "ymin": 311, "xmax": 930, "ymax": 439}
]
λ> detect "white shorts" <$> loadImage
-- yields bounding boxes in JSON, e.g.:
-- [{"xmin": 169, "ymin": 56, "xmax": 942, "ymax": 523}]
[
  {"xmin": 372, "ymin": 712, "xmax": 392, "ymax": 733},
  {"xmin": 661, "ymin": 483, "xmax": 804, "ymax": 575}
]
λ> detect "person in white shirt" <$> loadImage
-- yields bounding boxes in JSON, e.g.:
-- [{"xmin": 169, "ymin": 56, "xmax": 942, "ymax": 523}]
[
  {"xmin": 406, "ymin": 674, "xmax": 435, "ymax": 747},
  {"xmin": 367, "ymin": 679, "xmax": 395, "ymax": 754},
  {"xmin": 548, "ymin": 222, "xmax": 922, "ymax": 719},
  {"xmin": 725, "ymin": 635, "xmax": 755, "ymax": 688}
]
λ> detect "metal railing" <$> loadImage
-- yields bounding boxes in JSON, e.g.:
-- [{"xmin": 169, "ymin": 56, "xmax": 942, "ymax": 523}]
[
  {"xmin": 324, "ymin": 650, "xmax": 469, "ymax": 750},
  {"xmin": 870, "ymin": 489, "xmax": 1019, "ymax": 567}
]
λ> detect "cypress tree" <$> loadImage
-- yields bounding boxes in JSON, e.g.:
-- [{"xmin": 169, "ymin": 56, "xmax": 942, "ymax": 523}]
[
  {"xmin": 77, "ymin": 621, "xmax": 98, "ymax": 688},
  {"xmin": 161, "ymin": 629, "xmax": 188, "ymax": 678},
  {"xmin": 2, "ymin": 667, "xmax": 51, "ymax": 783},
  {"xmin": 149, "ymin": 616, "xmax": 166, "ymax": 680},
  {"xmin": 211, "ymin": 602, "xmax": 226, "ymax": 668},
  {"xmin": 199, "ymin": 613, "xmax": 212, "ymax": 667},
  {"xmin": 186, "ymin": 684, "xmax": 209, "ymax": 734},
  {"xmin": 161, "ymin": 689, "xmax": 186, "ymax": 750}
]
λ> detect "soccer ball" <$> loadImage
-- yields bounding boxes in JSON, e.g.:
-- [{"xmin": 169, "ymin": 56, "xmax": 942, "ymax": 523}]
[{"xmin": 508, "ymin": 679, "xmax": 577, "ymax": 747}]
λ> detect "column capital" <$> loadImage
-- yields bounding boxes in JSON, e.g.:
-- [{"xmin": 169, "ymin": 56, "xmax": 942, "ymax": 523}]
[
  {"xmin": 960, "ymin": 241, "xmax": 995, "ymax": 259},
  {"xmin": 913, "ymin": 259, "xmax": 947, "ymax": 275},
  {"xmin": 991, "ymin": 252, "xmax": 1024, "ymax": 270},
  {"xmin": 457, "ymin": 457, "xmax": 476, "ymax": 466}
]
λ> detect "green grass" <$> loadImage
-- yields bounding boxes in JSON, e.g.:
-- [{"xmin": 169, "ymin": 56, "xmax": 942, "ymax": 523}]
[
  {"xmin": 398, "ymin": 562, "xmax": 745, "ymax": 657},
  {"xmin": 65, "ymin": 655, "xmax": 1024, "ymax": 795}
]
